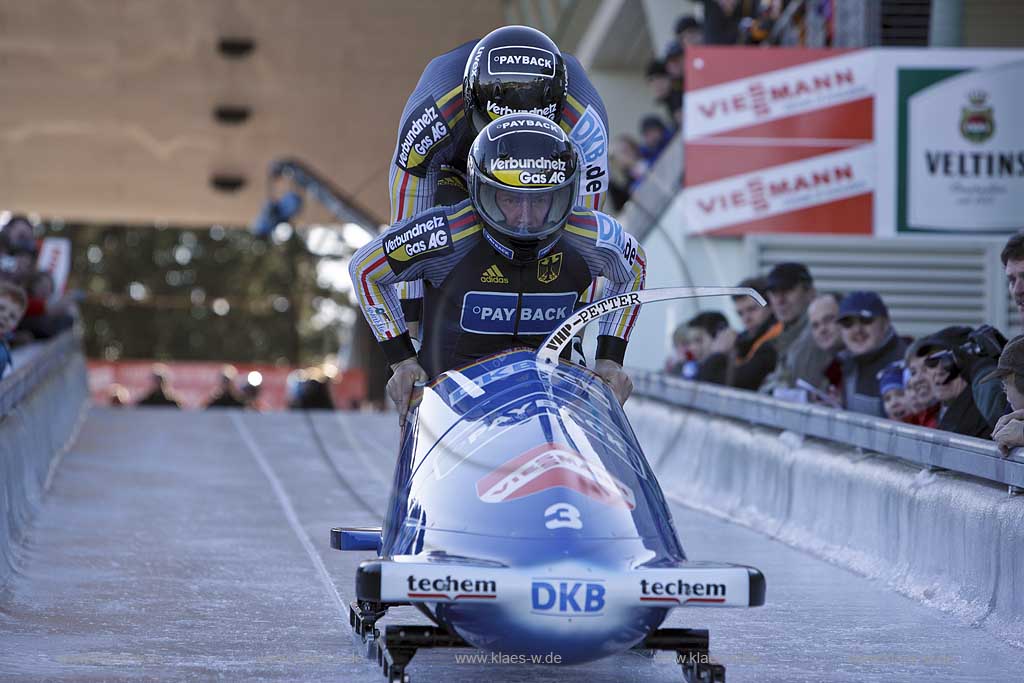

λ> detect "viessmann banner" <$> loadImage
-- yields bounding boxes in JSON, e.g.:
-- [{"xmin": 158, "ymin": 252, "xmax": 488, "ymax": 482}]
[{"xmin": 682, "ymin": 47, "xmax": 1024, "ymax": 237}]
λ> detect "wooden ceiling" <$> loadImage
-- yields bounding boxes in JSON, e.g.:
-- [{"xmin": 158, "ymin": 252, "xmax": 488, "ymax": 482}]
[{"xmin": 0, "ymin": 0, "xmax": 505, "ymax": 227}]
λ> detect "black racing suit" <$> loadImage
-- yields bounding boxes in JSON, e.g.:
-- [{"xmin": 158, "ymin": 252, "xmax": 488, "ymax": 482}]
[
  {"xmin": 387, "ymin": 39, "xmax": 613, "ymax": 324},
  {"xmin": 349, "ymin": 200, "xmax": 645, "ymax": 378}
]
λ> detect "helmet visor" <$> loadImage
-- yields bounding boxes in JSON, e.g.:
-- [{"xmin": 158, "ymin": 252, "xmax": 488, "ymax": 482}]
[{"xmin": 475, "ymin": 169, "xmax": 575, "ymax": 240}]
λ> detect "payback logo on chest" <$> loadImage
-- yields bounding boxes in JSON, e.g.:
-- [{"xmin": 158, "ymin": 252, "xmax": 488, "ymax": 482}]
[
  {"xmin": 460, "ymin": 291, "xmax": 577, "ymax": 335},
  {"xmin": 395, "ymin": 97, "xmax": 451, "ymax": 177},
  {"xmin": 384, "ymin": 211, "xmax": 453, "ymax": 273},
  {"xmin": 487, "ymin": 45, "xmax": 556, "ymax": 78}
]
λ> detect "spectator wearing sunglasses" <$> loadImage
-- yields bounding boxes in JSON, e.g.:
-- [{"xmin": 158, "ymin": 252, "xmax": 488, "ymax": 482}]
[
  {"xmin": 902, "ymin": 339, "xmax": 941, "ymax": 428},
  {"xmin": 915, "ymin": 327, "xmax": 993, "ymax": 438},
  {"xmin": 835, "ymin": 291, "xmax": 907, "ymax": 417}
]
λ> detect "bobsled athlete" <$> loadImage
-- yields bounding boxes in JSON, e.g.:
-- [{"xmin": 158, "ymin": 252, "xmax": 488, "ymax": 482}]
[
  {"xmin": 387, "ymin": 24, "xmax": 612, "ymax": 336},
  {"xmin": 351, "ymin": 113, "xmax": 645, "ymax": 427}
]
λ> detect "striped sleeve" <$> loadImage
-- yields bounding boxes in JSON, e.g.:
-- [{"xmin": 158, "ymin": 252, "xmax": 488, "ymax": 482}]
[
  {"xmin": 349, "ymin": 203, "xmax": 483, "ymax": 364},
  {"xmin": 564, "ymin": 209, "xmax": 646, "ymax": 363},
  {"xmin": 388, "ymin": 43, "xmax": 472, "ymax": 224},
  {"xmin": 388, "ymin": 45, "xmax": 472, "ymax": 309}
]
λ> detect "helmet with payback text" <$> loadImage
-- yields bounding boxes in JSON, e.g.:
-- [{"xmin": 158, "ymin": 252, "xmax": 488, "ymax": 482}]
[
  {"xmin": 463, "ymin": 25, "xmax": 568, "ymax": 137},
  {"xmin": 467, "ymin": 113, "xmax": 580, "ymax": 264}
]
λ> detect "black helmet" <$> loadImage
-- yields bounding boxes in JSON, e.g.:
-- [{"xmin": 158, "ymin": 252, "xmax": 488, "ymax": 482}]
[
  {"xmin": 463, "ymin": 25, "xmax": 568, "ymax": 137},
  {"xmin": 468, "ymin": 113, "xmax": 580, "ymax": 264}
]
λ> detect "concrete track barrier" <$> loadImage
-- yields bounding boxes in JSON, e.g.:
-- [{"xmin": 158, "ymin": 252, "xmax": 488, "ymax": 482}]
[
  {"xmin": 0, "ymin": 331, "xmax": 89, "ymax": 589},
  {"xmin": 628, "ymin": 393, "xmax": 1024, "ymax": 648}
]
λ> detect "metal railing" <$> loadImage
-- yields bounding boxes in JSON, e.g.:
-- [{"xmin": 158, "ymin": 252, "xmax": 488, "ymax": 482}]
[
  {"xmin": 0, "ymin": 329, "xmax": 81, "ymax": 417},
  {"xmin": 632, "ymin": 370, "xmax": 1024, "ymax": 494}
]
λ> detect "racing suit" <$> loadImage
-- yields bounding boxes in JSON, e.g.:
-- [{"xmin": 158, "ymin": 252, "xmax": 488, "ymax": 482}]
[
  {"xmin": 387, "ymin": 39, "xmax": 612, "ymax": 325},
  {"xmin": 350, "ymin": 200, "xmax": 644, "ymax": 379}
]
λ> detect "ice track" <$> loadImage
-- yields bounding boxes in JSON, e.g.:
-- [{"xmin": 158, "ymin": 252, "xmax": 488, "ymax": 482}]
[{"xmin": 0, "ymin": 407, "xmax": 1022, "ymax": 682}]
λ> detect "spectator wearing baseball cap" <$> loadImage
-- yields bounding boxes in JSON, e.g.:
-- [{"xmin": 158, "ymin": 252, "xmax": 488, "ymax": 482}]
[
  {"xmin": 759, "ymin": 263, "xmax": 834, "ymax": 396},
  {"xmin": 985, "ymin": 335, "xmax": 1024, "ymax": 454},
  {"xmin": 835, "ymin": 291, "xmax": 908, "ymax": 417}
]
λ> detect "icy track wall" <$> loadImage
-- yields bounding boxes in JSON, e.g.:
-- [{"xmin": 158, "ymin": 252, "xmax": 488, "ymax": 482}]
[
  {"xmin": 0, "ymin": 331, "xmax": 89, "ymax": 589},
  {"xmin": 627, "ymin": 386, "xmax": 1024, "ymax": 649}
]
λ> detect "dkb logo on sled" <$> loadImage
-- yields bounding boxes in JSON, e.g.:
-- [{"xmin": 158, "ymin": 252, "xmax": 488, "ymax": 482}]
[{"xmin": 531, "ymin": 580, "xmax": 606, "ymax": 614}]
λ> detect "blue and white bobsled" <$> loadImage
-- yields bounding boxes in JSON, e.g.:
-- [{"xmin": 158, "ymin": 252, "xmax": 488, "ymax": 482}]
[{"xmin": 333, "ymin": 287, "xmax": 766, "ymax": 683}]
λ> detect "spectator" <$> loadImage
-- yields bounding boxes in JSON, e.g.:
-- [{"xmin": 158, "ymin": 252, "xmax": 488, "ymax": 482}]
[
  {"xmin": 288, "ymin": 367, "xmax": 335, "ymax": 410},
  {"xmin": 669, "ymin": 311, "xmax": 732, "ymax": 382},
  {"xmin": 677, "ymin": 15, "xmax": 704, "ymax": 50},
  {"xmin": 136, "ymin": 364, "xmax": 181, "ymax": 408},
  {"xmin": 759, "ymin": 262, "xmax": 833, "ymax": 394},
  {"xmin": 240, "ymin": 372, "xmax": 263, "ymax": 411},
  {"xmin": 987, "ymin": 335, "xmax": 1024, "ymax": 454},
  {"xmin": 608, "ymin": 135, "xmax": 649, "ymax": 208},
  {"xmin": 666, "ymin": 323, "xmax": 692, "ymax": 376},
  {"xmin": 902, "ymin": 340, "xmax": 941, "ymax": 428},
  {"xmin": 916, "ymin": 327, "xmax": 992, "ymax": 438},
  {"xmin": 645, "ymin": 58, "xmax": 675, "ymax": 122},
  {"xmin": 1001, "ymin": 231, "xmax": 1024, "ymax": 327},
  {"xmin": 0, "ymin": 214, "xmax": 37, "ymax": 253},
  {"xmin": 701, "ymin": 0, "xmax": 755, "ymax": 45},
  {"xmin": 108, "ymin": 383, "xmax": 131, "ymax": 407},
  {"xmin": 807, "ymin": 293, "xmax": 844, "ymax": 397},
  {"xmin": 724, "ymin": 276, "xmax": 781, "ymax": 390},
  {"xmin": 877, "ymin": 360, "xmax": 910, "ymax": 420},
  {"xmin": 0, "ymin": 281, "xmax": 27, "ymax": 381},
  {"xmin": 205, "ymin": 365, "xmax": 245, "ymax": 408},
  {"xmin": 662, "ymin": 42, "xmax": 685, "ymax": 126},
  {"xmin": 638, "ymin": 115, "xmax": 673, "ymax": 165},
  {"xmin": 835, "ymin": 291, "xmax": 907, "ymax": 417},
  {"xmin": 17, "ymin": 270, "xmax": 76, "ymax": 340}
]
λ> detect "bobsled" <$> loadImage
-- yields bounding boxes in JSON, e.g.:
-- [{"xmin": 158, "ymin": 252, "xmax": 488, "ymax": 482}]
[{"xmin": 332, "ymin": 287, "xmax": 766, "ymax": 683}]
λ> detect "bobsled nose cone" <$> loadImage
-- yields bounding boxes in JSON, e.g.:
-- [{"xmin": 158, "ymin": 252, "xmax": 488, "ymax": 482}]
[{"xmin": 435, "ymin": 562, "xmax": 668, "ymax": 665}]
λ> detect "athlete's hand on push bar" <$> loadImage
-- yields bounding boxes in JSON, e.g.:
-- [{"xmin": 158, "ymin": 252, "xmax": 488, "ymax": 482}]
[{"xmin": 387, "ymin": 358, "xmax": 429, "ymax": 430}]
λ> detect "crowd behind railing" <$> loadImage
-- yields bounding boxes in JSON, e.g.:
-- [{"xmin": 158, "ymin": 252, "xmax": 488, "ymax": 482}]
[
  {"xmin": 0, "ymin": 214, "xmax": 79, "ymax": 382},
  {"xmin": 664, "ymin": 232, "xmax": 1024, "ymax": 455}
]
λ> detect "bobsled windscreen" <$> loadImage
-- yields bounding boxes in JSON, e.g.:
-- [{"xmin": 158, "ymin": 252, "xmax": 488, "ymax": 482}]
[{"xmin": 382, "ymin": 352, "xmax": 682, "ymax": 562}]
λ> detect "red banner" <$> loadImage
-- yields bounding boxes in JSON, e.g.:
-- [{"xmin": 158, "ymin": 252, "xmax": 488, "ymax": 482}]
[{"xmin": 683, "ymin": 47, "xmax": 875, "ymax": 236}]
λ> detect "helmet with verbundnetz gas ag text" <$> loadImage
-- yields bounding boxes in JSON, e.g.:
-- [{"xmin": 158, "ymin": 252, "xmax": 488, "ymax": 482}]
[
  {"xmin": 468, "ymin": 113, "xmax": 580, "ymax": 264},
  {"xmin": 463, "ymin": 25, "xmax": 568, "ymax": 137}
]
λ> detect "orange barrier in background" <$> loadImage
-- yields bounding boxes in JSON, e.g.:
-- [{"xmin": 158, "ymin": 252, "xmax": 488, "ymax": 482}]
[{"xmin": 87, "ymin": 361, "xmax": 367, "ymax": 411}]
